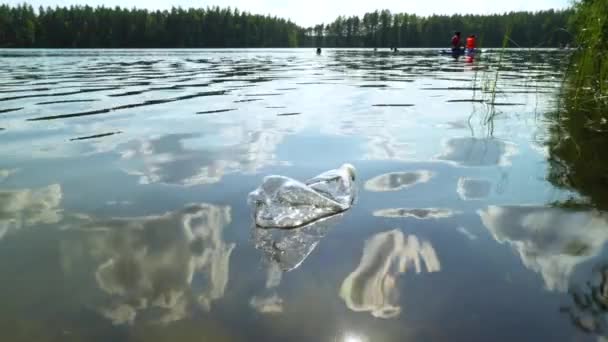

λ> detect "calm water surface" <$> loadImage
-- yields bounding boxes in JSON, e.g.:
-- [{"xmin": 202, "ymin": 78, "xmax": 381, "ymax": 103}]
[{"xmin": 0, "ymin": 48, "xmax": 604, "ymax": 341}]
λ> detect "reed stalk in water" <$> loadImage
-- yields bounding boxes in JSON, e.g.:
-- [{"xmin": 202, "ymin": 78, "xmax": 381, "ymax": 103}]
[{"xmin": 546, "ymin": 0, "xmax": 608, "ymax": 210}]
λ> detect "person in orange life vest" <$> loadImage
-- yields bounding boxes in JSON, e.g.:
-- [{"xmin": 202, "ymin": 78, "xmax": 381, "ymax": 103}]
[{"xmin": 466, "ymin": 35, "xmax": 477, "ymax": 51}]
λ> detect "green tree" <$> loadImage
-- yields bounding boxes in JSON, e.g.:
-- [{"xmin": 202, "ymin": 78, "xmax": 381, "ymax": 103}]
[{"xmin": 0, "ymin": 4, "xmax": 574, "ymax": 48}]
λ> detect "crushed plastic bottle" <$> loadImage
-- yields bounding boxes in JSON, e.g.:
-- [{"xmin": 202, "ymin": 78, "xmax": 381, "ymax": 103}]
[
  {"xmin": 248, "ymin": 164, "xmax": 357, "ymax": 229},
  {"xmin": 253, "ymin": 213, "xmax": 344, "ymax": 271}
]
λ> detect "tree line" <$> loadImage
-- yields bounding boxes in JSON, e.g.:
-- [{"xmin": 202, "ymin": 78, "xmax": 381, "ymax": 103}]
[
  {"xmin": 0, "ymin": 4, "xmax": 573, "ymax": 48},
  {"xmin": 0, "ymin": 5, "xmax": 301, "ymax": 47},
  {"xmin": 314, "ymin": 9, "xmax": 573, "ymax": 48}
]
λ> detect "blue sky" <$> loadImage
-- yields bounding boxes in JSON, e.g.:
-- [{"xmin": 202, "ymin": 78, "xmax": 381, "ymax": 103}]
[{"xmin": 7, "ymin": 0, "xmax": 572, "ymax": 27}]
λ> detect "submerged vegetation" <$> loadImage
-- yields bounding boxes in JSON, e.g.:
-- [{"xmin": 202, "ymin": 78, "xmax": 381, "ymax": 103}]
[
  {"xmin": 547, "ymin": 0, "xmax": 608, "ymax": 210},
  {"xmin": 0, "ymin": 4, "xmax": 572, "ymax": 48}
]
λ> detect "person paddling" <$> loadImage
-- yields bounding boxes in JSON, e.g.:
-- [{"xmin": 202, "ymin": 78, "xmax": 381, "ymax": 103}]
[
  {"xmin": 451, "ymin": 31, "xmax": 462, "ymax": 55},
  {"xmin": 466, "ymin": 35, "xmax": 476, "ymax": 52}
]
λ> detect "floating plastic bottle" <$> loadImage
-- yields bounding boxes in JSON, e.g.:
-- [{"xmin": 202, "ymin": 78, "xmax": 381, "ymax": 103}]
[
  {"xmin": 253, "ymin": 213, "xmax": 344, "ymax": 271},
  {"xmin": 248, "ymin": 164, "xmax": 357, "ymax": 229}
]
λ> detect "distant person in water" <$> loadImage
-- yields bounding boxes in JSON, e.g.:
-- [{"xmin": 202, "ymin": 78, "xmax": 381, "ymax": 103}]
[
  {"xmin": 316, "ymin": 48, "xmax": 321, "ymax": 55},
  {"xmin": 465, "ymin": 35, "xmax": 477, "ymax": 63},
  {"xmin": 451, "ymin": 31, "xmax": 462, "ymax": 56},
  {"xmin": 466, "ymin": 35, "xmax": 476, "ymax": 52}
]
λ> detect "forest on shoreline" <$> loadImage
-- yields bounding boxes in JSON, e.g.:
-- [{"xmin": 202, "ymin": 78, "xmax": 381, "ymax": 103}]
[{"xmin": 0, "ymin": 4, "xmax": 573, "ymax": 48}]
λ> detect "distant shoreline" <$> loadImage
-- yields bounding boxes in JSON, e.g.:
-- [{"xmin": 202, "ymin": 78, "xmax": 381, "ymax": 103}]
[{"xmin": 0, "ymin": 4, "xmax": 573, "ymax": 49}]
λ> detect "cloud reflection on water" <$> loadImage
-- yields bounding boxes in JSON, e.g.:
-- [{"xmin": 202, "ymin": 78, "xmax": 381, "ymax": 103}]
[
  {"xmin": 340, "ymin": 229, "xmax": 440, "ymax": 318},
  {"xmin": 479, "ymin": 205, "xmax": 608, "ymax": 292},
  {"xmin": 119, "ymin": 132, "xmax": 282, "ymax": 186},
  {"xmin": 457, "ymin": 178, "xmax": 492, "ymax": 200},
  {"xmin": 250, "ymin": 294, "xmax": 284, "ymax": 314},
  {"xmin": 63, "ymin": 203, "xmax": 234, "ymax": 325},
  {"xmin": 365, "ymin": 171, "xmax": 433, "ymax": 192},
  {"xmin": 362, "ymin": 136, "xmax": 412, "ymax": 161},
  {"xmin": 0, "ymin": 183, "xmax": 62, "ymax": 240},
  {"xmin": 373, "ymin": 208, "xmax": 456, "ymax": 219},
  {"xmin": 0, "ymin": 168, "xmax": 17, "ymax": 183},
  {"xmin": 438, "ymin": 137, "xmax": 517, "ymax": 167}
]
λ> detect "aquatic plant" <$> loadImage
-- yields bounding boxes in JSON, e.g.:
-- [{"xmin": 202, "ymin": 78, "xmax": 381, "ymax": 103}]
[
  {"xmin": 565, "ymin": 0, "xmax": 608, "ymax": 115},
  {"xmin": 546, "ymin": 0, "xmax": 608, "ymax": 210}
]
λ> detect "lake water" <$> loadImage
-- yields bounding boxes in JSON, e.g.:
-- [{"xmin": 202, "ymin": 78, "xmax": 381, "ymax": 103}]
[{"xmin": 0, "ymin": 48, "xmax": 605, "ymax": 341}]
